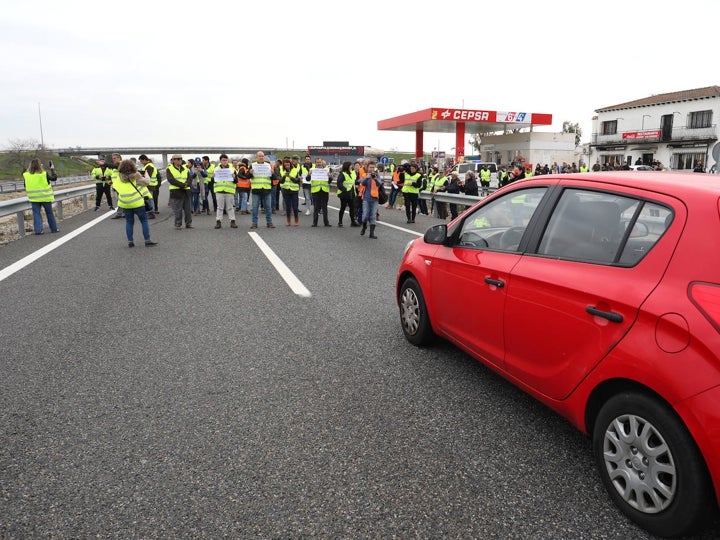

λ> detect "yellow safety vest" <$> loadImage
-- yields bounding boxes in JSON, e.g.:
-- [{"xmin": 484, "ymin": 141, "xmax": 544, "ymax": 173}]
[
  {"xmin": 113, "ymin": 179, "xmax": 146, "ymax": 209},
  {"xmin": 166, "ymin": 165, "xmax": 189, "ymax": 190},
  {"xmin": 279, "ymin": 166, "xmax": 300, "ymax": 192},
  {"xmin": 23, "ymin": 171, "xmax": 54, "ymax": 202},
  {"xmin": 251, "ymin": 162, "xmax": 272, "ymax": 191},
  {"xmin": 402, "ymin": 173, "xmax": 421, "ymax": 194},
  {"xmin": 213, "ymin": 165, "xmax": 236, "ymax": 194},
  {"xmin": 310, "ymin": 166, "xmax": 330, "ymax": 194}
]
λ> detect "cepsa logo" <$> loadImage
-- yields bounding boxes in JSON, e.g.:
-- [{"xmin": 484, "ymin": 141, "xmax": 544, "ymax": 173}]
[
  {"xmin": 496, "ymin": 111, "xmax": 527, "ymax": 123},
  {"xmin": 437, "ymin": 109, "xmax": 492, "ymax": 122}
]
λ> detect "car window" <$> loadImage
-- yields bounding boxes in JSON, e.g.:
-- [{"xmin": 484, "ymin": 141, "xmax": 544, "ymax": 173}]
[
  {"xmin": 457, "ymin": 187, "xmax": 547, "ymax": 251},
  {"xmin": 537, "ymin": 189, "xmax": 673, "ymax": 265}
]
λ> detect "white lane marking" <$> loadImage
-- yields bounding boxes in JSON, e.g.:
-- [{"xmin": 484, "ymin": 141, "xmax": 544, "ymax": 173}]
[
  {"xmin": 324, "ymin": 202, "xmax": 424, "ymax": 237},
  {"xmin": 0, "ymin": 210, "xmax": 116, "ymax": 283},
  {"xmin": 248, "ymin": 231, "xmax": 312, "ymax": 298}
]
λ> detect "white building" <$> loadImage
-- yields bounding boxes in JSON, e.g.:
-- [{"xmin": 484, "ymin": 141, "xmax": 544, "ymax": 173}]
[
  {"xmin": 477, "ymin": 131, "xmax": 579, "ymax": 169},
  {"xmin": 589, "ymin": 86, "xmax": 720, "ymax": 171}
]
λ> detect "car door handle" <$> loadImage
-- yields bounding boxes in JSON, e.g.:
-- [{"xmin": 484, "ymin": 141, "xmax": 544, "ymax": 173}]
[
  {"xmin": 484, "ymin": 277, "xmax": 505, "ymax": 288},
  {"xmin": 586, "ymin": 306, "xmax": 623, "ymax": 323}
]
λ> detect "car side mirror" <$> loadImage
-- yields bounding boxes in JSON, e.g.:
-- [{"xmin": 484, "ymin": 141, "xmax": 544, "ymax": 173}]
[
  {"xmin": 424, "ymin": 224, "xmax": 448, "ymax": 245},
  {"xmin": 629, "ymin": 221, "xmax": 650, "ymax": 238}
]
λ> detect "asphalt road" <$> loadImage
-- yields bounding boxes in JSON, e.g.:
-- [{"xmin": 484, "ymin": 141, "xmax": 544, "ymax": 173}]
[{"xmin": 1, "ymin": 189, "xmax": 718, "ymax": 539}]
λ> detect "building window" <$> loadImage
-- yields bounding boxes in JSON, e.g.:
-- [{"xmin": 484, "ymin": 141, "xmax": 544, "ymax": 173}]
[
  {"xmin": 672, "ymin": 153, "xmax": 705, "ymax": 170},
  {"xmin": 688, "ymin": 110, "xmax": 712, "ymax": 129},
  {"xmin": 602, "ymin": 120, "xmax": 618, "ymax": 135}
]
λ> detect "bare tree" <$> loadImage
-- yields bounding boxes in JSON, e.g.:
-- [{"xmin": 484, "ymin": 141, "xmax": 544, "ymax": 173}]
[{"xmin": 5, "ymin": 138, "xmax": 42, "ymax": 171}]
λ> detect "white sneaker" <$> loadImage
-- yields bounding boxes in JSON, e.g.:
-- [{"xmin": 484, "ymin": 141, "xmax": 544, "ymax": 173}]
[{"xmin": 305, "ymin": 209, "xmax": 311, "ymax": 216}]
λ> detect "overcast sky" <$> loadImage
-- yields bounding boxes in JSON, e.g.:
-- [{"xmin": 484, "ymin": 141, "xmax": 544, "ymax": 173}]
[{"xmin": 2, "ymin": 0, "xmax": 718, "ymax": 154}]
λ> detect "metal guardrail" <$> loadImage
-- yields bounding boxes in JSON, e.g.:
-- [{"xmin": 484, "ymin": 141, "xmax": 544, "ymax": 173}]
[
  {"xmin": 0, "ymin": 175, "xmax": 91, "ymax": 194},
  {"xmin": 0, "ymin": 184, "xmax": 96, "ymax": 237}
]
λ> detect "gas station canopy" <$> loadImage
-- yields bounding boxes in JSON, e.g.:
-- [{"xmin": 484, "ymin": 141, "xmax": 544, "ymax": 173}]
[{"xmin": 378, "ymin": 107, "xmax": 553, "ymax": 160}]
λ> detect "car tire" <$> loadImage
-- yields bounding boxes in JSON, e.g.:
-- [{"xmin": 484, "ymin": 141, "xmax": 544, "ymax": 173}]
[
  {"xmin": 399, "ymin": 277, "xmax": 434, "ymax": 346},
  {"xmin": 592, "ymin": 391, "xmax": 715, "ymax": 537}
]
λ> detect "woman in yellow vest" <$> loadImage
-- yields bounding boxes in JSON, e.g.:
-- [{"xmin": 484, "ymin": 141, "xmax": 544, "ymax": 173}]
[
  {"xmin": 112, "ymin": 159, "xmax": 157, "ymax": 247},
  {"xmin": 23, "ymin": 158, "xmax": 59, "ymax": 235}
]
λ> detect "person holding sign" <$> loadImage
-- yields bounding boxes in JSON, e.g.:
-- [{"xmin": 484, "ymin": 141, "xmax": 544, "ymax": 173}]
[
  {"xmin": 310, "ymin": 157, "xmax": 331, "ymax": 227},
  {"xmin": 213, "ymin": 153, "xmax": 237, "ymax": 229},
  {"xmin": 249, "ymin": 151, "xmax": 277, "ymax": 229}
]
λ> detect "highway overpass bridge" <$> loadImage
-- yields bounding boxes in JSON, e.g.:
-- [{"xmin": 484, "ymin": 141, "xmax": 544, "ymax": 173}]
[{"xmin": 56, "ymin": 146, "xmax": 290, "ymax": 166}]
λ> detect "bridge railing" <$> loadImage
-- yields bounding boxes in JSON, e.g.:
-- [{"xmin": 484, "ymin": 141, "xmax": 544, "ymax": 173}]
[{"xmin": 0, "ymin": 185, "xmax": 96, "ymax": 237}]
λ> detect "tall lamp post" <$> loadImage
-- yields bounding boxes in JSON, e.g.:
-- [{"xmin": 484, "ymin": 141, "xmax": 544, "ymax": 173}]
[{"xmin": 38, "ymin": 102, "xmax": 45, "ymax": 150}]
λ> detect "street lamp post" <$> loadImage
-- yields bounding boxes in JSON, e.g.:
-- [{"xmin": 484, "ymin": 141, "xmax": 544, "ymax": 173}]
[{"xmin": 38, "ymin": 102, "xmax": 45, "ymax": 150}]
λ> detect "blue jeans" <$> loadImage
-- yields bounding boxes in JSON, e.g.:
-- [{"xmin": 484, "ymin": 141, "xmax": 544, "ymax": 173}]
[
  {"xmin": 388, "ymin": 185, "xmax": 400, "ymax": 206},
  {"xmin": 282, "ymin": 191, "xmax": 299, "ymax": 218},
  {"xmin": 251, "ymin": 191, "xmax": 273, "ymax": 224},
  {"xmin": 362, "ymin": 198, "xmax": 379, "ymax": 225},
  {"xmin": 124, "ymin": 206, "xmax": 151, "ymax": 242},
  {"xmin": 191, "ymin": 192, "xmax": 200, "ymax": 212},
  {"xmin": 31, "ymin": 201, "xmax": 58, "ymax": 234},
  {"xmin": 237, "ymin": 190, "xmax": 249, "ymax": 212}
]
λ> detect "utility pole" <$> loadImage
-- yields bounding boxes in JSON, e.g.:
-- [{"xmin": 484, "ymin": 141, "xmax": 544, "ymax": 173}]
[{"xmin": 38, "ymin": 102, "xmax": 45, "ymax": 150}]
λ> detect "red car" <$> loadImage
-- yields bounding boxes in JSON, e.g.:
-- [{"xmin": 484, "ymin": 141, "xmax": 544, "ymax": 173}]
[{"xmin": 396, "ymin": 172, "xmax": 720, "ymax": 537}]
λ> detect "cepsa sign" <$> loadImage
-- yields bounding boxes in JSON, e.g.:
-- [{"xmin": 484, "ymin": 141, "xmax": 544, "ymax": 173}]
[{"xmin": 433, "ymin": 108, "xmax": 495, "ymax": 122}]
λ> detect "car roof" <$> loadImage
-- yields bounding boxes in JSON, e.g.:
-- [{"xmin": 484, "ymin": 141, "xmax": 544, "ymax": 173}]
[{"xmin": 523, "ymin": 171, "xmax": 720, "ymax": 199}]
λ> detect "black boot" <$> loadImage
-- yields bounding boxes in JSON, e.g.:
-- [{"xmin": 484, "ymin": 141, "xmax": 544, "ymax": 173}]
[
  {"xmin": 369, "ymin": 225, "xmax": 377, "ymax": 239},
  {"xmin": 360, "ymin": 222, "xmax": 367, "ymax": 236}
]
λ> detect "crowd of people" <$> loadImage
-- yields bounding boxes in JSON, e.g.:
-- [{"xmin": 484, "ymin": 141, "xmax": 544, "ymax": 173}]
[
  {"xmin": 80, "ymin": 151, "xmax": 398, "ymax": 245},
  {"xmin": 32, "ymin": 151, "xmax": 680, "ymax": 246}
]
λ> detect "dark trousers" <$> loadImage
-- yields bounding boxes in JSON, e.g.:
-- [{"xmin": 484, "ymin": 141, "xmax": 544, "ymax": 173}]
[
  {"xmin": 338, "ymin": 196, "xmax": 356, "ymax": 224},
  {"xmin": 404, "ymin": 192, "xmax": 419, "ymax": 221},
  {"xmin": 203, "ymin": 184, "xmax": 216, "ymax": 211},
  {"xmin": 95, "ymin": 183, "xmax": 113, "ymax": 208},
  {"xmin": 312, "ymin": 191, "xmax": 330, "ymax": 225}
]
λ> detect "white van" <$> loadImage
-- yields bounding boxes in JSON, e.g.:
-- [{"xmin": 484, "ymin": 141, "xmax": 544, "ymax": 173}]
[{"xmin": 453, "ymin": 161, "xmax": 499, "ymax": 188}]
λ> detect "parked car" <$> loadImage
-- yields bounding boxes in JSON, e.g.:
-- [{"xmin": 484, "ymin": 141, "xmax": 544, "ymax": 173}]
[
  {"xmin": 396, "ymin": 171, "xmax": 720, "ymax": 537},
  {"xmin": 452, "ymin": 161, "xmax": 499, "ymax": 187},
  {"xmin": 629, "ymin": 164, "xmax": 654, "ymax": 170}
]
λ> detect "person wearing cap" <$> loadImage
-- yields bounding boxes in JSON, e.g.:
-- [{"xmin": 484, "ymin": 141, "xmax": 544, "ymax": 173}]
[
  {"xmin": 90, "ymin": 158, "xmax": 114, "ymax": 211},
  {"xmin": 166, "ymin": 154, "xmax": 193, "ymax": 229},
  {"xmin": 138, "ymin": 154, "xmax": 160, "ymax": 216}
]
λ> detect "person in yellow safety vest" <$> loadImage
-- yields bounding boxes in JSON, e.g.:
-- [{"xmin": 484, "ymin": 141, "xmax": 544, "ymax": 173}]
[
  {"xmin": 166, "ymin": 153, "xmax": 193, "ymax": 230},
  {"xmin": 525, "ymin": 166, "xmax": 533, "ymax": 178},
  {"xmin": 23, "ymin": 158, "xmax": 59, "ymax": 234},
  {"xmin": 300, "ymin": 155, "xmax": 313, "ymax": 215},
  {"xmin": 400, "ymin": 162, "xmax": 422, "ymax": 224},
  {"xmin": 336, "ymin": 160, "xmax": 359, "ymax": 227},
  {"xmin": 111, "ymin": 159, "xmax": 157, "ymax": 247},
  {"xmin": 213, "ymin": 153, "xmax": 238, "ymax": 229},
  {"xmin": 309, "ymin": 156, "xmax": 331, "ymax": 227},
  {"xmin": 278, "ymin": 156, "xmax": 301, "ymax": 226},
  {"xmin": 431, "ymin": 169, "xmax": 449, "ymax": 219},
  {"xmin": 109, "ymin": 152, "xmax": 125, "ymax": 219},
  {"xmin": 138, "ymin": 154, "xmax": 160, "ymax": 217},
  {"xmin": 479, "ymin": 165, "xmax": 491, "ymax": 196},
  {"xmin": 201, "ymin": 155, "xmax": 216, "ymax": 215},
  {"xmin": 91, "ymin": 158, "xmax": 115, "ymax": 211},
  {"xmin": 249, "ymin": 150, "xmax": 277, "ymax": 229},
  {"xmin": 579, "ymin": 163, "xmax": 589, "ymax": 172}
]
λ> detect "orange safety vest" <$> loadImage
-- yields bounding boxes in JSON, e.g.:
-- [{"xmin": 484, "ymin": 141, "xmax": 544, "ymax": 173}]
[
  {"xmin": 236, "ymin": 166, "xmax": 251, "ymax": 189},
  {"xmin": 360, "ymin": 177, "xmax": 379, "ymax": 199}
]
